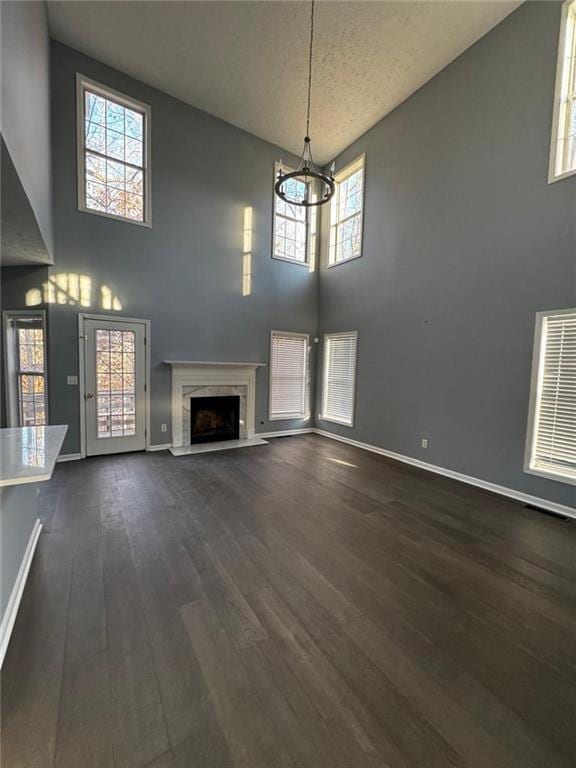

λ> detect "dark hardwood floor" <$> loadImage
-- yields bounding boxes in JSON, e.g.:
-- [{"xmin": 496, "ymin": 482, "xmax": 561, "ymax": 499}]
[{"xmin": 2, "ymin": 434, "xmax": 576, "ymax": 768}]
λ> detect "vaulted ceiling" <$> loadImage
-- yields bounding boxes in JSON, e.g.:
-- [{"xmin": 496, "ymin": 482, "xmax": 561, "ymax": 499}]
[{"xmin": 47, "ymin": 1, "xmax": 521, "ymax": 164}]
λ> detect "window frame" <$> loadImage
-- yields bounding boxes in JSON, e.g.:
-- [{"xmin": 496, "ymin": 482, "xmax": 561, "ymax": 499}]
[
  {"xmin": 327, "ymin": 154, "xmax": 366, "ymax": 268},
  {"xmin": 549, "ymin": 0, "xmax": 576, "ymax": 183},
  {"xmin": 524, "ymin": 307, "xmax": 576, "ymax": 486},
  {"xmin": 320, "ymin": 331, "xmax": 358, "ymax": 427},
  {"xmin": 76, "ymin": 74, "xmax": 152, "ymax": 227},
  {"xmin": 2, "ymin": 310, "xmax": 49, "ymax": 428},
  {"xmin": 268, "ymin": 330, "xmax": 310, "ymax": 421},
  {"xmin": 271, "ymin": 162, "xmax": 312, "ymax": 267}
]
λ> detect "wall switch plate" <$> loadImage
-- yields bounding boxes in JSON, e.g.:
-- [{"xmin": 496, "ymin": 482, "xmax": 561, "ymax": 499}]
[
  {"xmin": 161, "ymin": 424, "xmax": 167, "ymax": 432},
  {"xmin": 421, "ymin": 438, "xmax": 429, "ymax": 449},
  {"xmin": 67, "ymin": 376, "xmax": 78, "ymax": 385}
]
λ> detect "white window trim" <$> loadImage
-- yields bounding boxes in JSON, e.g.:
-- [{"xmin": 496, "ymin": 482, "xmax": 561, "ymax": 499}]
[
  {"xmin": 524, "ymin": 307, "xmax": 576, "ymax": 486},
  {"xmin": 327, "ymin": 154, "xmax": 366, "ymax": 268},
  {"xmin": 268, "ymin": 330, "xmax": 310, "ymax": 421},
  {"xmin": 320, "ymin": 331, "xmax": 358, "ymax": 427},
  {"xmin": 2, "ymin": 310, "xmax": 49, "ymax": 428},
  {"xmin": 272, "ymin": 162, "xmax": 311, "ymax": 267},
  {"xmin": 76, "ymin": 74, "xmax": 152, "ymax": 227},
  {"xmin": 549, "ymin": 0, "xmax": 576, "ymax": 183}
]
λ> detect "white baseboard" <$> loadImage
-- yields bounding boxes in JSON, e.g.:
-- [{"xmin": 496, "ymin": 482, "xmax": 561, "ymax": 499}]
[
  {"xmin": 57, "ymin": 453, "xmax": 82, "ymax": 463},
  {"xmin": 0, "ymin": 519, "xmax": 43, "ymax": 668},
  {"xmin": 148, "ymin": 443, "xmax": 172, "ymax": 452},
  {"xmin": 257, "ymin": 428, "xmax": 315, "ymax": 439},
  {"xmin": 313, "ymin": 429, "xmax": 576, "ymax": 520}
]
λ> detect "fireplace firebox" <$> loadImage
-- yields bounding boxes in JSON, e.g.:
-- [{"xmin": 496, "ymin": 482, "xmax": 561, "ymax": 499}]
[{"xmin": 189, "ymin": 396, "xmax": 240, "ymax": 444}]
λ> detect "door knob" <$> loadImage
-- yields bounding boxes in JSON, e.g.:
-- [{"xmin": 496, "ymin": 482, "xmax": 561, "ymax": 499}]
[{"xmin": 85, "ymin": 392, "xmax": 94, "ymax": 400}]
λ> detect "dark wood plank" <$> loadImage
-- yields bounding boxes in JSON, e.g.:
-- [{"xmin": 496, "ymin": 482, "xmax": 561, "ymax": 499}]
[{"xmin": 3, "ymin": 435, "xmax": 576, "ymax": 768}]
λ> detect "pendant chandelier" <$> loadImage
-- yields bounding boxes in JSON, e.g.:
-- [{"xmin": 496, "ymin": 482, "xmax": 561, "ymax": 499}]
[{"xmin": 275, "ymin": 0, "xmax": 335, "ymax": 208}]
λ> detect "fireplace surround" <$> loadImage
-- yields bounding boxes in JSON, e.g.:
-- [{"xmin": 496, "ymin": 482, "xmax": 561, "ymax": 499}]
[{"xmin": 165, "ymin": 361, "xmax": 266, "ymax": 451}]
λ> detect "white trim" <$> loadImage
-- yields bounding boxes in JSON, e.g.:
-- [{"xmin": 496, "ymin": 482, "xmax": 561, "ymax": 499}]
[
  {"xmin": 76, "ymin": 73, "xmax": 152, "ymax": 226},
  {"xmin": 268, "ymin": 330, "xmax": 310, "ymax": 421},
  {"xmin": 2, "ymin": 310, "xmax": 49, "ymax": 428},
  {"xmin": 167, "ymin": 362, "xmax": 262, "ymax": 447},
  {"xmin": 257, "ymin": 428, "xmax": 314, "ymax": 438},
  {"xmin": 524, "ymin": 307, "xmax": 576, "ymax": 486},
  {"xmin": 272, "ymin": 161, "xmax": 310, "ymax": 266},
  {"xmin": 0, "ymin": 519, "xmax": 42, "ymax": 668},
  {"xmin": 313, "ymin": 429, "xmax": 576, "ymax": 519},
  {"xmin": 148, "ymin": 443, "xmax": 172, "ymax": 452},
  {"xmin": 57, "ymin": 453, "xmax": 83, "ymax": 463},
  {"xmin": 321, "ymin": 331, "xmax": 358, "ymax": 428},
  {"xmin": 327, "ymin": 153, "xmax": 366, "ymax": 267},
  {"xmin": 78, "ymin": 314, "xmax": 151, "ymax": 458},
  {"xmin": 548, "ymin": 1, "xmax": 576, "ymax": 183}
]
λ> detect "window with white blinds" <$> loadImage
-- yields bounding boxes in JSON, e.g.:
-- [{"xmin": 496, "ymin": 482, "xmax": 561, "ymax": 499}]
[
  {"xmin": 525, "ymin": 309, "xmax": 576, "ymax": 484},
  {"xmin": 269, "ymin": 331, "xmax": 309, "ymax": 420},
  {"xmin": 321, "ymin": 332, "xmax": 357, "ymax": 426}
]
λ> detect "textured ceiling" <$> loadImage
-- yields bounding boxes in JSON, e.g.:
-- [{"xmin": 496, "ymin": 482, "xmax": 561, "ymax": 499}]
[{"xmin": 47, "ymin": 0, "xmax": 521, "ymax": 164}]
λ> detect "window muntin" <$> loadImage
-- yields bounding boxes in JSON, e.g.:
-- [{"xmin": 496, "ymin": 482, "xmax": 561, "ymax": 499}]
[
  {"xmin": 328, "ymin": 156, "xmax": 365, "ymax": 266},
  {"xmin": 269, "ymin": 331, "xmax": 309, "ymax": 420},
  {"xmin": 550, "ymin": 0, "xmax": 576, "ymax": 181},
  {"xmin": 273, "ymin": 163, "xmax": 310, "ymax": 264},
  {"xmin": 321, "ymin": 332, "xmax": 358, "ymax": 426},
  {"xmin": 95, "ymin": 329, "xmax": 137, "ymax": 438},
  {"xmin": 78, "ymin": 76, "xmax": 150, "ymax": 224},
  {"xmin": 525, "ymin": 309, "xmax": 576, "ymax": 485}
]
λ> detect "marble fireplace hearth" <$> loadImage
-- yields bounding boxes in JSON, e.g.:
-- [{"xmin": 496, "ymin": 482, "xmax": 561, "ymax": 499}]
[{"xmin": 165, "ymin": 361, "xmax": 268, "ymax": 456}]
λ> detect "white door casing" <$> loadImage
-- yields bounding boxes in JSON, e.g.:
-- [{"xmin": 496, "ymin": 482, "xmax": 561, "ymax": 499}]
[{"xmin": 81, "ymin": 316, "xmax": 149, "ymax": 456}]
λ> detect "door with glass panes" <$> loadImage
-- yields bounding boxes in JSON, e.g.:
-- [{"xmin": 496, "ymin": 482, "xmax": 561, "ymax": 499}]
[{"xmin": 83, "ymin": 318, "xmax": 147, "ymax": 455}]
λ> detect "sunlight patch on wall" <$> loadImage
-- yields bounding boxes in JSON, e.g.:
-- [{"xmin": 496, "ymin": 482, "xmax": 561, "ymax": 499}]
[
  {"xmin": 25, "ymin": 273, "xmax": 122, "ymax": 311},
  {"xmin": 242, "ymin": 206, "xmax": 253, "ymax": 297}
]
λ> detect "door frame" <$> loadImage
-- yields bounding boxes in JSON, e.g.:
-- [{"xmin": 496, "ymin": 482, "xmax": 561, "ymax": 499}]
[{"xmin": 78, "ymin": 313, "xmax": 151, "ymax": 458}]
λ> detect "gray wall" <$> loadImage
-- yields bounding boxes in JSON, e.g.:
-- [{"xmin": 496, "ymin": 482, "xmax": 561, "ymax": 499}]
[
  {"xmin": 1, "ymin": 0, "xmax": 53, "ymax": 258},
  {"xmin": 38, "ymin": 42, "xmax": 317, "ymax": 454},
  {"xmin": 317, "ymin": 2, "xmax": 575, "ymax": 509}
]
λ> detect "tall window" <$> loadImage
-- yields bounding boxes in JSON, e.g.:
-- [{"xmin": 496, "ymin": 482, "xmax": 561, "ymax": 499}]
[
  {"xmin": 4, "ymin": 313, "xmax": 47, "ymax": 427},
  {"xmin": 525, "ymin": 309, "xmax": 576, "ymax": 485},
  {"xmin": 77, "ymin": 75, "xmax": 150, "ymax": 224},
  {"xmin": 321, "ymin": 332, "xmax": 357, "ymax": 426},
  {"xmin": 550, "ymin": 0, "xmax": 576, "ymax": 181},
  {"xmin": 269, "ymin": 331, "xmax": 309, "ymax": 420},
  {"xmin": 328, "ymin": 155, "xmax": 365, "ymax": 266},
  {"xmin": 273, "ymin": 163, "xmax": 310, "ymax": 264}
]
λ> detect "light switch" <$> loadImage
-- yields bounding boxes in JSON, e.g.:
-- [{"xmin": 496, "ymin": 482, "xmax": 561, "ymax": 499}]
[{"xmin": 67, "ymin": 376, "xmax": 78, "ymax": 385}]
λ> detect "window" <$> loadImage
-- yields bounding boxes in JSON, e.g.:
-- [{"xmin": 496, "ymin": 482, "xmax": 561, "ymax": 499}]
[
  {"xmin": 321, "ymin": 332, "xmax": 357, "ymax": 426},
  {"xmin": 272, "ymin": 163, "xmax": 311, "ymax": 264},
  {"xmin": 550, "ymin": 0, "xmax": 576, "ymax": 181},
  {"xmin": 77, "ymin": 75, "xmax": 150, "ymax": 224},
  {"xmin": 328, "ymin": 155, "xmax": 365, "ymax": 266},
  {"xmin": 3, "ymin": 313, "xmax": 47, "ymax": 427},
  {"xmin": 269, "ymin": 331, "xmax": 309, "ymax": 420},
  {"xmin": 525, "ymin": 309, "xmax": 576, "ymax": 485}
]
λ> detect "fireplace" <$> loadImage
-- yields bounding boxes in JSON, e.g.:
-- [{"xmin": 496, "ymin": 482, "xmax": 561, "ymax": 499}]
[{"xmin": 190, "ymin": 395, "xmax": 240, "ymax": 444}]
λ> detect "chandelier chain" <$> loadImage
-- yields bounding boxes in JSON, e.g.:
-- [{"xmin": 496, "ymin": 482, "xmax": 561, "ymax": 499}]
[{"xmin": 305, "ymin": 0, "xmax": 315, "ymax": 138}]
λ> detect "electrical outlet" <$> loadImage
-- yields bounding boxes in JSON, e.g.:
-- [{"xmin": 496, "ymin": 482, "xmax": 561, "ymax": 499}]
[
  {"xmin": 161, "ymin": 424, "xmax": 167, "ymax": 432},
  {"xmin": 421, "ymin": 438, "xmax": 429, "ymax": 449},
  {"xmin": 67, "ymin": 375, "xmax": 78, "ymax": 385}
]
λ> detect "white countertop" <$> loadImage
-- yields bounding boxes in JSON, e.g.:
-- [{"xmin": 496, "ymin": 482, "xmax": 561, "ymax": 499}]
[{"xmin": 0, "ymin": 426, "xmax": 68, "ymax": 488}]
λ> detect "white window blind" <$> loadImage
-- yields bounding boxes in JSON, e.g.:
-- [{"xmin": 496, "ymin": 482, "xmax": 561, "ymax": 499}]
[
  {"xmin": 526, "ymin": 310, "xmax": 576, "ymax": 484},
  {"xmin": 322, "ymin": 332, "xmax": 357, "ymax": 426},
  {"xmin": 269, "ymin": 332, "xmax": 309, "ymax": 420}
]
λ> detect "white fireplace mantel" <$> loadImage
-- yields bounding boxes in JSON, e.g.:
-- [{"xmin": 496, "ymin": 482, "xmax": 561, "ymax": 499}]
[{"xmin": 165, "ymin": 361, "xmax": 266, "ymax": 447}]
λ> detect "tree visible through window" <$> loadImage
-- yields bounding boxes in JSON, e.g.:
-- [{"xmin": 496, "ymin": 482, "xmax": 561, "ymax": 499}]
[
  {"xmin": 78, "ymin": 76, "xmax": 150, "ymax": 223},
  {"xmin": 273, "ymin": 164, "xmax": 310, "ymax": 264},
  {"xmin": 550, "ymin": 0, "xmax": 576, "ymax": 180},
  {"xmin": 328, "ymin": 156, "xmax": 365, "ymax": 265},
  {"xmin": 11, "ymin": 318, "xmax": 47, "ymax": 427}
]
